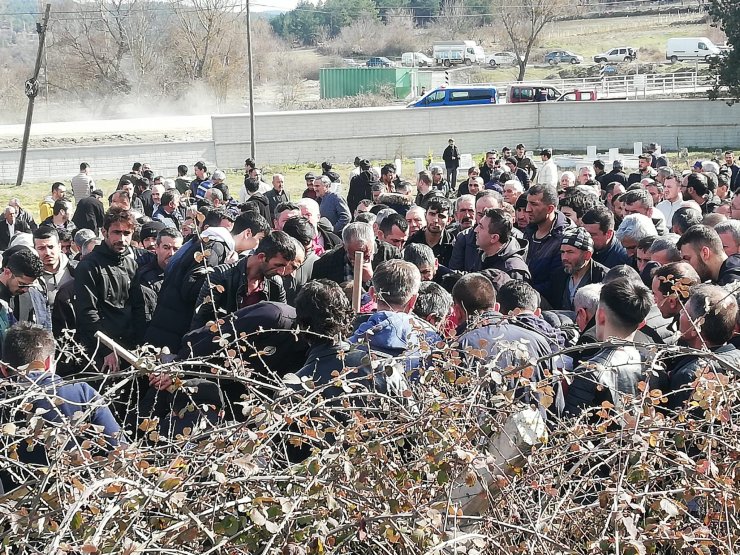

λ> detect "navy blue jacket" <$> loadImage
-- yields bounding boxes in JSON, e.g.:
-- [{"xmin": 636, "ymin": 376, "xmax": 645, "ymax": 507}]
[{"xmin": 524, "ymin": 211, "xmax": 574, "ymax": 296}]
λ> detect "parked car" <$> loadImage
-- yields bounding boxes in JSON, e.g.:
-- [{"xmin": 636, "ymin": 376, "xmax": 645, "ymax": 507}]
[
  {"xmin": 486, "ymin": 51, "xmax": 517, "ymax": 67},
  {"xmin": 401, "ymin": 52, "xmax": 434, "ymax": 67},
  {"xmin": 556, "ymin": 89, "xmax": 598, "ymax": 101},
  {"xmin": 506, "ymin": 84, "xmax": 561, "ymax": 103},
  {"xmin": 593, "ymin": 47, "xmax": 638, "ymax": 63},
  {"xmin": 367, "ymin": 57, "xmax": 394, "ymax": 67},
  {"xmin": 342, "ymin": 58, "xmax": 363, "ymax": 67},
  {"xmin": 544, "ymin": 50, "xmax": 584, "ymax": 65},
  {"xmin": 407, "ymin": 86, "xmax": 499, "ymax": 108}
]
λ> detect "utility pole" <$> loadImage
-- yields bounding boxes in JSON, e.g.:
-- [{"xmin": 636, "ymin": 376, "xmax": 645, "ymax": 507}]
[
  {"xmin": 246, "ymin": 0, "xmax": 256, "ymax": 160},
  {"xmin": 16, "ymin": 3, "xmax": 51, "ymax": 187}
]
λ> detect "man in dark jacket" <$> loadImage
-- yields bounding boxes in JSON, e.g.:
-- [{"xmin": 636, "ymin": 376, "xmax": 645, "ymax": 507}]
[
  {"xmin": 145, "ymin": 215, "xmax": 235, "ymax": 352},
  {"xmin": 312, "ymin": 221, "xmax": 400, "ymax": 286},
  {"xmin": 677, "ymin": 224, "xmax": 740, "ymax": 286},
  {"xmin": 152, "ymin": 190, "xmax": 184, "ymax": 230},
  {"xmin": 442, "ymin": 138, "xmax": 460, "ymax": 187},
  {"xmin": 563, "ymin": 277, "xmax": 654, "ymax": 418},
  {"xmin": 136, "ymin": 227, "xmax": 183, "ymax": 296},
  {"xmin": 406, "ymin": 198, "xmax": 455, "ymax": 267},
  {"xmin": 603, "ymin": 160, "xmax": 629, "ymax": 188},
  {"xmin": 347, "ymin": 160, "xmax": 375, "ymax": 214},
  {"xmin": 72, "ymin": 189, "xmax": 105, "ymax": 235},
  {"xmin": 264, "ymin": 174, "xmax": 290, "ymax": 221},
  {"xmin": 0, "ymin": 205, "xmax": 31, "ymax": 251},
  {"xmin": 545, "ymin": 227, "xmax": 608, "ymax": 311},
  {"xmin": 74, "ymin": 208, "xmax": 146, "ymax": 373},
  {"xmin": 514, "ymin": 144, "xmax": 537, "ymax": 181},
  {"xmin": 504, "ymin": 157, "xmax": 530, "ymax": 190},
  {"xmin": 415, "ymin": 170, "xmax": 441, "ymax": 210},
  {"xmin": 582, "ymin": 206, "xmax": 631, "ymax": 269},
  {"xmin": 191, "ymin": 230, "xmax": 295, "ymax": 330},
  {"xmin": 475, "ymin": 208, "xmax": 530, "ymax": 281},
  {"xmin": 665, "ymin": 284, "xmax": 740, "ymax": 412},
  {"xmin": 242, "ymin": 177, "xmax": 271, "ymax": 222},
  {"xmin": 524, "ymin": 183, "xmax": 574, "ymax": 295}
]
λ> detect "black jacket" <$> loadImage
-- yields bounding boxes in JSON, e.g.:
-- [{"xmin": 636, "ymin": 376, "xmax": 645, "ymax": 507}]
[
  {"xmin": 718, "ymin": 254, "xmax": 740, "ymax": 286},
  {"xmin": 544, "ymin": 259, "xmax": 608, "ymax": 311},
  {"xmin": 243, "ymin": 192, "xmax": 271, "ymax": 222},
  {"xmin": 415, "ymin": 189, "xmax": 442, "ymax": 210},
  {"xmin": 443, "ymin": 144, "xmax": 460, "ymax": 169},
  {"xmin": 264, "ymin": 189, "xmax": 290, "ymax": 221},
  {"xmin": 480, "ymin": 237, "xmax": 531, "ymax": 281},
  {"xmin": 377, "ymin": 193, "xmax": 412, "ymax": 217},
  {"xmin": 145, "ymin": 233, "xmax": 233, "ymax": 351},
  {"xmin": 0, "ymin": 219, "xmax": 31, "ymax": 251},
  {"xmin": 665, "ymin": 344, "xmax": 740, "ymax": 411},
  {"xmin": 191, "ymin": 255, "xmax": 286, "ymax": 330},
  {"xmin": 139, "ymin": 189, "xmax": 154, "ymax": 218},
  {"xmin": 317, "ymin": 220, "xmax": 341, "ymax": 251},
  {"xmin": 603, "ymin": 169, "xmax": 628, "ymax": 187},
  {"xmin": 72, "ymin": 195, "xmax": 105, "ymax": 235},
  {"xmin": 406, "ymin": 228, "xmax": 455, "ymax": 267},
  {"xmin": 513, "ymin": 167, "xmax": 531, "ymax": 190},
  {"xmin": 347, "ymin": 170, "xmax": 375, "ymax": 214},
  {"xmin": 73, "ymin": 241, "xmax": 146, "ymax": 360},
  {"xmin": 311, "ymin": 241, "xmax": 401, "ymax": 285}
]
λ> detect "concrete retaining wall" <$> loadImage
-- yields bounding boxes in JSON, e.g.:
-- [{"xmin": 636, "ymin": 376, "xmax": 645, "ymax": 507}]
[
  {"xmin": 1, "ymin": 99, "xmax": 737, "ymax": 183},
  {"xmin": 0, "ymin": 141, "xmax": 215, "ymax": 183}
]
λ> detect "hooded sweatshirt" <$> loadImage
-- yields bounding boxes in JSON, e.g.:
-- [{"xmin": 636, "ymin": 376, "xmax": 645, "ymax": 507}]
[{"xmin": 481, "ymin": 237, "xmax": 531, "ymax": 281}]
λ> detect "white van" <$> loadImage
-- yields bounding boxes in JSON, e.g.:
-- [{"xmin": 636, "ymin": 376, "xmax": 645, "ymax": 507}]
[
  {"xmin": 401, "ymin": 52, "xmax": 434, "ymax": 67},
  {"xmin": 666, "ymin": 37, "xmax": 721, "ymax": 63}
]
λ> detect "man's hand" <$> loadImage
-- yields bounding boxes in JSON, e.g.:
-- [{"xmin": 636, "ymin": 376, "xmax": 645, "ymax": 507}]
[
  {"xmin": 149, "ymin": 373, "xmax": 174, "ymax": 391},
  {"xmin": 102, "ymin": 352, "xmax": 120, "ymax": 374}
]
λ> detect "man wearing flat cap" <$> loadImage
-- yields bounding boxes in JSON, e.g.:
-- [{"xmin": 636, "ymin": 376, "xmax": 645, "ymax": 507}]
[{"xmin": 544, "ymin": 227, "xmax": 608, "ymax": 310}]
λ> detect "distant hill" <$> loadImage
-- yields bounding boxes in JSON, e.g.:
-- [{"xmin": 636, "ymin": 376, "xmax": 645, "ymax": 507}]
[{"xmin": 254, "ymin": 10, "xmax": 285, "ymax": 20}]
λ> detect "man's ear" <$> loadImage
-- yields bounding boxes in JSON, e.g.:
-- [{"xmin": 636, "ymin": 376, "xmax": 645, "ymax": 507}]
[
  {"xmin": 404, "ymin": 293, "xmax": 418, "ymax": 314},
  {"xmin": 533, "ymin": 307, "xmax": 542, "ymax": 317},
  {"xmin": 493, "ymin": 302, "xmax": 501, "ymax": 313},
  {"xmin": 452, "ymin": 302, "xmax": 466, "ymax": 323},
  {"xmin": 369, "ymin": 286, "xmax": 377, "ymax": 303}
]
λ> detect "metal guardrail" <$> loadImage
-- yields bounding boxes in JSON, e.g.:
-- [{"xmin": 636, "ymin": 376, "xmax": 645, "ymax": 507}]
[{"xmin": 484, "ymin": 72, "xmax": 714, "ymax": 99}]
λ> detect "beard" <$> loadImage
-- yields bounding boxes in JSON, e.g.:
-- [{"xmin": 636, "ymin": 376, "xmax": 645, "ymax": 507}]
[{"xmin": 563, "ymin": 258, "xmax": 587, "ymax": 275}]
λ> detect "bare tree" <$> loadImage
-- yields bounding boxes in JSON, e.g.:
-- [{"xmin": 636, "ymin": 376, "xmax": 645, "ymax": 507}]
[
  {"xmin": 491, "ymin": 0, "xmax": 571, "ymax": 81},
  {"xmin": 435, "ymin": 0, "xmax": 468, "ymax": 39}
]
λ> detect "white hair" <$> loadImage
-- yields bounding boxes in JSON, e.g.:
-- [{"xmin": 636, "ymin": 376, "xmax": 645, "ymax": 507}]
[
  {"xmin": 574, "ymin": 283, "xmax": 602, "ymax": 318},
  {"xmin": 615, "ymin": 213, "xmax": 657, "ymax": 243},
  {"xmin": 702, "ymin": 160, "xmax": 720, "ymax": 174},
  {"xmin": 296, "ymin": 197, "xmax": 320, "ymax": 216},
  {"xmin": 560, "ymin": 171, "xmax": 576, "ymax": 186},
  {"xmin": 503, "ymin": 180, "xmax": 524, "ymax": 193}
]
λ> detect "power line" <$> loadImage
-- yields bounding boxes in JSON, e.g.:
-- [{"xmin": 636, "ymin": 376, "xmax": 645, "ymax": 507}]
[{"xmin": 0, "ymin": 0, "xmax": 704, "ymax": 17}]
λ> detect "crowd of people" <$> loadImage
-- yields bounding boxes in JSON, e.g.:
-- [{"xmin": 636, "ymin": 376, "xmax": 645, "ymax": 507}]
[{"xmin": 2, "ymin": 143, "xmax": 740, "ymax": 490}]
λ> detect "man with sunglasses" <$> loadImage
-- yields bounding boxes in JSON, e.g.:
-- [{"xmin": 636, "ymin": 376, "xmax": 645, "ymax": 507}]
[{"xmin": 0, "ymin": 247, "xmax": 44, "ymax": 356}]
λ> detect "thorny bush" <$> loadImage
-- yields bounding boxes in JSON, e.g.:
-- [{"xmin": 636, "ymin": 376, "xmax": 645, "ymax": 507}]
[{"xmin": 1, "ymin": 283, "xmax": 740, "ymax": 554}]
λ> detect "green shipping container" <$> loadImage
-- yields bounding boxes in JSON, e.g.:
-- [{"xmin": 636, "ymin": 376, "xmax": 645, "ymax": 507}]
[{"xmin": 320, "ymin": 67, "xmax": 432, "ymax": 100}]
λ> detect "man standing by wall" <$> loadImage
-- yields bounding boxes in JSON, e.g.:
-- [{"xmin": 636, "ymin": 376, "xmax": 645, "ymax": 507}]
[
  {"xmin": 442, "ymin": 138, "xmax": 460, "ymax": 189},
  {"xmin": 71, "ymin": 162, "xmax": 95, "ymax": 201}
]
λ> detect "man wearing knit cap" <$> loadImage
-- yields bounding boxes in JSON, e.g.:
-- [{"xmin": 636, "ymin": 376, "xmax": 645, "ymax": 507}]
[{"xmin": 544, "ymin": 227, "xmax": 608, "ymax": 310}]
